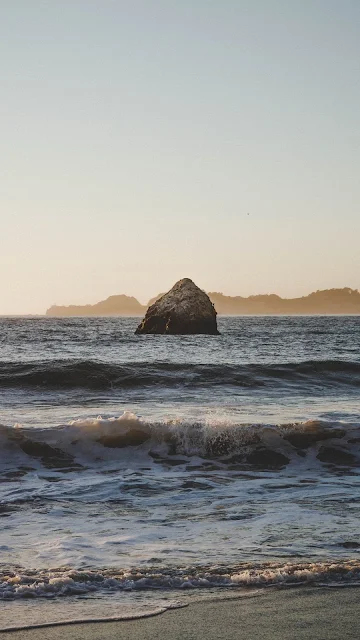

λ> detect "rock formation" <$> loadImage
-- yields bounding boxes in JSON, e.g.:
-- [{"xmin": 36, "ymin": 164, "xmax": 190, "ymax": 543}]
[{"xmin": 135, "ymin": 278, "xmax": 219, "ymax": 335}]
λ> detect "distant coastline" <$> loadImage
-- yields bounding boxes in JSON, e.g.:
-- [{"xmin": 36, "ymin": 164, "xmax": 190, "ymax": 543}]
[{"xmin": 46, "ymin": 287, "xmax": 360, "ymax": 316}]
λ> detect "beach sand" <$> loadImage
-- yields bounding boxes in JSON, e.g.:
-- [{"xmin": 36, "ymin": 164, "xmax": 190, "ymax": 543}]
[{"xmin": 2, "ymin": 586, "xmax": 359, "ymax": 639}]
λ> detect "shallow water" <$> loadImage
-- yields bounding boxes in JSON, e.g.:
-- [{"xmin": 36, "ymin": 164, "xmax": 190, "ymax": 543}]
[{"xmin": 1, "ymin": 316, "xmax": 360, "ymax": 628}]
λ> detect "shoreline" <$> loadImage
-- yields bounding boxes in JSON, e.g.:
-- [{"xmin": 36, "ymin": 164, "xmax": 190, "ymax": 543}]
[{"xmin": 2, "ymin": 586, "xmax": 360, "ymax": 639}]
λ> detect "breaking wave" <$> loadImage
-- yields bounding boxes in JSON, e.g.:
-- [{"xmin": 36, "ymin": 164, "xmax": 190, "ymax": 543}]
[
  {"xmin": 2, "ymin": 559, "xmax": 360, "ymax": 600},
  {"xmin": 0, "ymin": 359, "xmax": 359, "ymax": 390},
  {"xmin": 1, "ymin": 413, "xmax": 359, "ymax": 471}
]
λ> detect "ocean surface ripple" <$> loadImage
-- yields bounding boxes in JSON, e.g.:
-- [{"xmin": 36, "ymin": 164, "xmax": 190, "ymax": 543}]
[{"xmin": 1, "ymin": 316, "xmax": 359, "ymax": 627}]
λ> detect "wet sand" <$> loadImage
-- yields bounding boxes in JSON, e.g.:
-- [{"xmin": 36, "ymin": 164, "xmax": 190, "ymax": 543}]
[{"xmin": 2, "ymin": 587, "xmax": 359, "ymax": 639}]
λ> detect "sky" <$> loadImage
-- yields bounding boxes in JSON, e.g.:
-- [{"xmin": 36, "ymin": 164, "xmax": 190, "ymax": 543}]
[{"xmin": 1, "ymin": 0, "xmax": 359, "ymax": 314}]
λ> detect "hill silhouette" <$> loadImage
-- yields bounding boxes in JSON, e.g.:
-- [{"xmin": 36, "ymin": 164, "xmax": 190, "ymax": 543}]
[
  {"xmin": 208, "ymin": 288, "xmax": 360, "ymax": 314},
  {"xmin": 46, "ymin": 288, "xmax": 360, "ymax": 316},
  {"xmin": 46, "ymin": 295, "xmax": 145, "ymax": 317}
]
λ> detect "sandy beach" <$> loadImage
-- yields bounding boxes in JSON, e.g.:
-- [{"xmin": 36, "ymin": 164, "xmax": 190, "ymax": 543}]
[{"xmin": 2, "ymin": 587, "xmax": 359, "ymax": 639}]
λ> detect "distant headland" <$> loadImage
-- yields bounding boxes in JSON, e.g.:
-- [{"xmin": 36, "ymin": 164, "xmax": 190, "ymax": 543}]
[{"xmin": 46, "ymin": 287, "xmax": 360, "ymax": 316}]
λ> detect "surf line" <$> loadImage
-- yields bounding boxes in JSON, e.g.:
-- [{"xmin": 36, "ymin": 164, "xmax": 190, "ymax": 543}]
[{"xmin": 0, "ymin": 604, "xmax": 188, "ymax": 633}]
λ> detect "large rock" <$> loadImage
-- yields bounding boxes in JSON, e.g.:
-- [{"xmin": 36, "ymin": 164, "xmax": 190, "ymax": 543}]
[{"xmin": 135, "ymin": 278, "xmax": 219, "ymax": 335}]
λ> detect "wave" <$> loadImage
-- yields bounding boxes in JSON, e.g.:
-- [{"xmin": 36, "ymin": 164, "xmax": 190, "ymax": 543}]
[
  {"xmin": 1, "ymin": 413, "xmax": 359, "ymax": 472},
  {"xmin": 0, "ymin": 359, "xmax": 359, "ymax": 391},
  {"xmin": 2, "ymin": 559, "xmax": 360, "ymax": 600}
]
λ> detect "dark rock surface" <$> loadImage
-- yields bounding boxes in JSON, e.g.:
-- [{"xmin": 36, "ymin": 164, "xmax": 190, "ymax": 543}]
[{"xmin": 135, "ymin": 278, "xmax": 219, "ymax": 335}]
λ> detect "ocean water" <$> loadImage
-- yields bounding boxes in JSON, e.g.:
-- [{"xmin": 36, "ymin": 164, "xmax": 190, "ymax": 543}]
[{"xmin": 1, "ymin": 316, "xmax": 360, "ymax": 630}]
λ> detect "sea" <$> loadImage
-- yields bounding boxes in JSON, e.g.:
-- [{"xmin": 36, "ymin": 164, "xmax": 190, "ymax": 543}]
[{"xmin": 1, "ymin": 315, "xmax": 360, "ymax": 631}]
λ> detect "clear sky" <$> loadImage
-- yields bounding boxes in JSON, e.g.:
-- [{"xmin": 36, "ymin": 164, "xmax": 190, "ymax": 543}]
[{"xmin": 1, "ymin": 0, "xmax": 359, "ymax": 314}]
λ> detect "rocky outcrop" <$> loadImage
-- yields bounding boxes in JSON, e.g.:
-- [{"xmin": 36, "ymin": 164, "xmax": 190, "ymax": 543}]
[{"xmin": 135, "ymin": 278, "xmax": 219, "ymax": 335}]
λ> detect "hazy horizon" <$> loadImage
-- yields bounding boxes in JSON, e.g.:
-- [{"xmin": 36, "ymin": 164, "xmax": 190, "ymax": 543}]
[
  {"xmin": 47, "ymin": 282, "xmax": 360, "ymax": 308},
  {"xmin": 0, "ymin": 282, "xmax": 358, "ymax": 316},
  {"xmin": 1, "ymin": 1, "xmax": 359, "ymax": 314},
  {"xmin": 4, "ymin": 281, "xmax": 360, "ymax": 316}
]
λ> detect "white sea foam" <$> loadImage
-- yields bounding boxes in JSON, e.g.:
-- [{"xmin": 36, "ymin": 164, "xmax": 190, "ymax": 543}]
[{"xmin": 1, "ymin": 560, "xmax": 360, "ymax": 602}]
